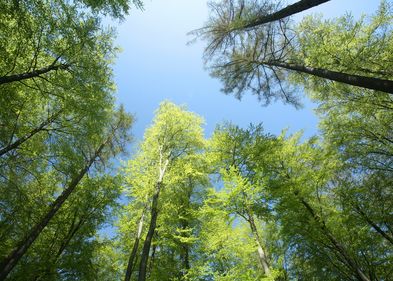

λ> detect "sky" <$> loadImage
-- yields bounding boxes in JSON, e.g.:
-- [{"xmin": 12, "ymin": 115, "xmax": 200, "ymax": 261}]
[{"xmin": 112, "ymin": 0, "xmax": 382, "ymax": 151}]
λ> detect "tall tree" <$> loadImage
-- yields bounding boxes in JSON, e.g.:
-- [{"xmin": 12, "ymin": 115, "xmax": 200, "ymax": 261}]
[
  {"xmin": 196, "ymin": 0, "xmax": 393, "ymax": 106},
  {"xmin": 121, "ymin": 102, "xmax": 205, "ymax": 281},
  {"xmin": 262, "ymin": 133, "xmax": 388, "ymax": 280},
  {"xmin": 12, "ymin": 175, "xmax": 123, "ymax": 281},
  {"xmin": 0, "ymin": 108, "xmax": 133, "ymax": 280},
  {"xmin": 208, "ymin": 124, "xmax": 278, "ymax": 277}
]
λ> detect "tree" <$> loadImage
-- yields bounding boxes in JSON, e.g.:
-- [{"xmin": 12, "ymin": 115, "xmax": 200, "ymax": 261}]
[
  {"xmin": 259, "ymin": 132, "xmax": 391, "ymax": 280},
  {"xmin": 196, "ymin": 0, "xmax": 393, "ymax": 106},
  {"xmin": 208, "ymin": 123, "xmax": 278, "ymax": 277},
  {"xmin": 0, "ymin": 0, "xmax": 140, "ymax": 279},
  {"xmin": 11, "ymin": 175, "xmax": 123, "ymax": 281},
  {"xmin": 0, "ymin": 2, "xmax": 134, "ymax": 277},
  {"xmin": 0, "ymin": 107, "xmax": 133, "ymax": 280},
  {"xmin": 121, "ymin": 102, "xmax": 205, "ymax": 281},
  {"xmin": 191, "ymin": 187, "xmax": 266, "ymax": 281}
]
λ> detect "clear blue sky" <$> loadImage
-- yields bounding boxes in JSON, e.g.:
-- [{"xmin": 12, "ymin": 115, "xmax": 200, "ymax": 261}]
[{"xmin": 112, "ymin": 0, "xmax": 381, "ymax": 152}]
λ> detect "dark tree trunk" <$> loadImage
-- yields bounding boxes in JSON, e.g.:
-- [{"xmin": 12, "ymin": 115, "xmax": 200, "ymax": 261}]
[
  {"xmin": 137, "ymin": 182, "xmax": 161, "ymax": 281},
  {"xmin": 148, "ymin": 242, "xmax": 157, "ymax": 278},
  {"xmin": 243, "ymin": 0, "xmax": 330, "ymax": 29},
  {"xmin": 179, "ymin": 222, "xmax": 190, "ymax": 276},
  {"xmin": 0, "ymin": 110, "xmax": 62, "ymax": 157},
  {"xmin": 183, "ymin": 246, "xmax": 190, "ymax": 271},
  {"xmin": 300, "ymin": 198, "xmax": 370, "ymax": 281},
  {"xmin": 0, "ymin": 64, "xmax": 69, "ymax": 85},
  {"xmin": 125, "ymin": 211, "xmax": 145, "ymax": 281},
  {"xmin": 263, "ymin": 60, "xmax": 393, "ymax": 95},
  {"xmin": 0, "ymin": 141, "xmax": 106, "ymax": 280},
  {"xmin": 125, "ymin": 238, "xmax": 140, "ymax": 281}
]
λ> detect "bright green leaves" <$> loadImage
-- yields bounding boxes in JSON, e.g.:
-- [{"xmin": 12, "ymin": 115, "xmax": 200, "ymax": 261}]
[
  {"xmin": 0, "ymin": 1, "xmax": 134, "ymax": 279},
  {"xmin": 298, "ymin": 2, "xmax": 393, "ymax": 76},
  {"xmin": 119, "ymin": 102, "xmax": 207, "ymax": 280},
  {"xmin": 293, "ymin": 1, "xmax": 393, "ymax": 101},
  {"xmin": 141, "ymin": 101, "xmax": 205, "ymax": 162}
]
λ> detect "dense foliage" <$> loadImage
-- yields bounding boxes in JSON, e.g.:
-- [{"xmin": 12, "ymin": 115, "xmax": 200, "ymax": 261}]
[{"xmin": 0, "ymin": 0, "xmax": 392, "ymax": 280}]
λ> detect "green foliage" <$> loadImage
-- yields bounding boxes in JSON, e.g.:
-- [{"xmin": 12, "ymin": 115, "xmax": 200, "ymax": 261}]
[
  {"xmin": 1, "ymin": 0, "xmax": 392, "ymax": 280},
  {"xmin": 119, "ymin": 102, "xmax": 207, "ymax": 280},
  {"xmin": 197, "ymin": 0, "xmax": 393, "ymax": 107},
  {"xmin": 0, "ymin": 0, "xmax": 134, "ymax": 279}
]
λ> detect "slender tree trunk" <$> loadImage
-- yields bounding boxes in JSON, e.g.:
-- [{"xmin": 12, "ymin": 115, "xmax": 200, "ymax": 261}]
[
  {"xmin": 0, "ymin": 110, "xmax": 62, "ymax": 157},
  {"xmin": 125, "ymin": 211, "xmax": 145, "ymax": 281},
  {"xmin": 0, "ymin": 64, "xmax": 69, "ymax": 85},
  {"xmin": 179, "ymin": 221, "xmax": 190, "ymax": 276},
  {"xmin": 262, "ymin": 60, "xmax": 393, "ymax": 94},
  {"xmin": 299, "ymin": 198, "xmax": 370, "ymax": 281},
  {"xmin": 247, "ymin": 214, "xmax": 270, "ymax": 276},
  {"xmin": 183, "ymin": 245, "xmax": 190, "ymax": 272},
  {"xmin": 137, "ymin": 154, "xmax": 169, "ymax": 281},
  {"xmin": 0, "ymin": 141, "xmax": 106, "ymax": 280},
  {"xmin": 180, "ymin": 180, "xmax": 192, "ymax": 276},
  {"xmin": 148, "ymin": 241, "xmax": 157, "ymax": 278},
  {"xmin": 243, "ymin": 0, "xmax": 330, "ymax": 29},
  {"xmin": 137, "ymin": 183, "xmax": 161, "ymax": 281}
]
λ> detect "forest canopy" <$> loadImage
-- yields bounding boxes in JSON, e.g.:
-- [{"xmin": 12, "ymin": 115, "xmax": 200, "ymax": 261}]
[{"xmin": 0, "ymin": 0, "xmax": 392, "ymax": 281}]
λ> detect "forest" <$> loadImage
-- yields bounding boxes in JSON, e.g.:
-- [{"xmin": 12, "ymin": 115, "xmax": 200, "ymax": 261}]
[{"xmin": 0, "ymin": 0, "xmax": 392, "ymax": 280}]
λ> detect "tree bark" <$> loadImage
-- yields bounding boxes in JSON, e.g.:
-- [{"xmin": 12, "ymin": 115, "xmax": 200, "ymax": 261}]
[
  {"xmin": 182, "ymin": 245, "xmax": 190, "ymax": 272},
  {"xmin": 137, "ymin": 183, "xmax": 161, "ymax": 281},
  {"xmin": 262, "ymin": 60, "xmax": 393, "ymax": 95},
  {"xmin": 299, "ymin": 198, "xmax": 370, "ymax": 281},
  {"xmin": 137, "ymin": 152, "xmax": 169, "ymax": 281},
  {"xmin": 247, "ymin": 214, "xmax": 271, "ymax": 276},
  {"xmin": 0, "ymin": 64, "xmax": 69, "ymax": 85},
  {"xmin": 0, "ymin": 110, "xmax": 62, "ymax": 157},
  {"xmin": 243, "ymin": 0, "xmax": 330, "ymax": 29},
  {"xmin": 124, "ymin": 211, "xmax": 145, "ymax": 281},
  {"xmin": 0, "ymin": 141, "xmax": 106, "ymax": 280},
  {"xmin": 148, "ymin": 242, "xmax": 157, "ymax": 278}
]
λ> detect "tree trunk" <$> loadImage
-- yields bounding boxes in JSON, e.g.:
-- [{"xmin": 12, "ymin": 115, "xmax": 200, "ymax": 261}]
[
  {"xmin": 243, "ymin": 0, "xmax": 330, "ymax": 29},
  {"xmin": 125, "ymin": 211, "xmax": 145, "ymax": 281},
  {"xmin": 0, "ymin": 64, "xmax": 69, "ymax": 85},
  {"xmin": 299, "ymin": 198, "xmax": 370, "ymax": 281},
  {"xmin": 0, "ymin": 110, "xmax": 62, "ymax": 157},
  {"xmin": 137, "ymin": 153, "xmax": 169, "ymax": 281},
  {"xmin": 179, "ymin": 222, "xmax": 190, "ymax": 276},
  {"xmin": 180, "ymin": 180, "xmax": 192, "ymax": 276},
  {"xmin": 263, "ymin": 60, "xmax": 393, "ymax": 95},
  {"xmin": 148, "ymin": 242, "xmax": 157, "ymax": 278},
  {"xmin": 183, "ymin": 245, "xmax": 190, "ymax": 272},
  {"xmin": 137, "ymin": 183, "xmax": 161, "ymax": 281},
  {"xmin": 247, "ymin": 214, "xmax": 270, "ymax": 276},
  {"xmin": 0, "ymin": 141, "xmax": 106, "ymax": 281}
]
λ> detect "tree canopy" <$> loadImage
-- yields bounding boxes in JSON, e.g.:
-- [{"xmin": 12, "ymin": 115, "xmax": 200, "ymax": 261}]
[{"xmin": 0, "ymin": 0, "xmax": 392, "ymax": 280}]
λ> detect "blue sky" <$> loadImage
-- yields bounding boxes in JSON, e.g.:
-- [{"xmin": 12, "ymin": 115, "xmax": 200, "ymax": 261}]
[{"xmin": 112, "ymin": 0, "xmax": 381, "ymax": 151}]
